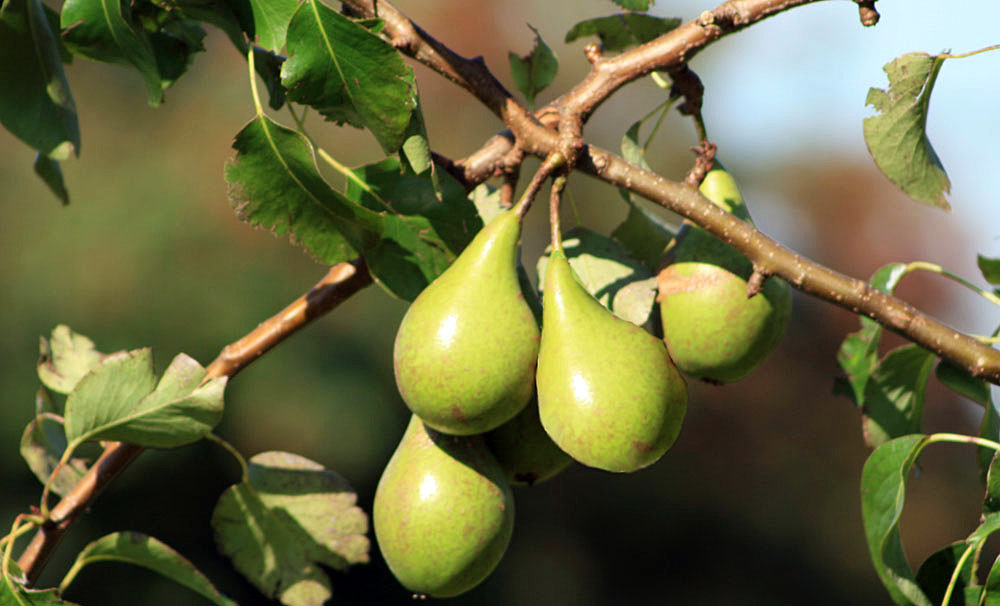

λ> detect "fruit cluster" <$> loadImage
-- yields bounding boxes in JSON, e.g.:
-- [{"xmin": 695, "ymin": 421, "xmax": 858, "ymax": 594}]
[{"xmin": 373, "ymin": 167, "xmax": 791, "ymax": 597}]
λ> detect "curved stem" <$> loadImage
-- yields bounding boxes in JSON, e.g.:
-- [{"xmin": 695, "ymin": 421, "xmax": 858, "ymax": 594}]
[
  {"xmin": 247, "ymin": 47, "xmax": 264, "ymax": 118},
  {"xmin": 550, "ymin": 175, "xmax": 568, "ymax": 254},
  {"xmin": 928, "ymin": 433, "xmax": 1000, "ymax": 452},
  {"xmin": 204, "ymin": 433, "xmax": 250, "ymax": 484},
  {"xmin": 512, "ymin": 152, "xmax": 566, "ymax": 220},
  {"xmin": 905, "ymin": 261, "xmax": 1000, "ymax": 309},
  {"xmin": 941, "ymin": 541, "xmax": 976, "ymax": 606}
]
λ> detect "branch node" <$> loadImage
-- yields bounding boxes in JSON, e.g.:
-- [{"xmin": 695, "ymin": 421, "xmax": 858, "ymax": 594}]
[
  {"xmin": 746, "ymin": 268, "xmax": 766, "ymax": 298},
  {"xmin": 855, "ymin": 0, "xmax": 879, "ymax": 26},
  {"xmin": 684, "ymin": 141, "xmax": 718, "ymax": 187},
  {"xmin": 697, "ymin": 10, "xmax": 715, "ymax": 26},
  {"xmin": 584, "ymin": 42, "xmax": 603, "ymax": 64}
]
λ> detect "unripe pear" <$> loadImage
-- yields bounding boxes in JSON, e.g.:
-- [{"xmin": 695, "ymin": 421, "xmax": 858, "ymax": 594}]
[
  {"xmin": 658, "ymin": 167, "xmax": 791, "ymax": 383},
  {"xmin": 393, "ymin": 209, "xmax": 540, "ymax": 435},
  {"xmin": 485, "ymin": 395, "xmax": 572, "ymax": 486},
  {"xmin": 373, "ymin": 415, "xmax": 515, "ymax": 598},
  {"xmin": 536, "ymin": 252, "xmax": 687, "ymax": 473}
]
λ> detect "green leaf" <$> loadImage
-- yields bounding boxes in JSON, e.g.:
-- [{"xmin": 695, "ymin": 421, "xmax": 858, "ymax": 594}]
[
  {"xmin": 247, "ymin": 0, "xmax": 296, "ymax": 52},
  {"xmin": 61, "ymin": 532, "xmax": 236, "ymax": 606},
  {"xmin": 508, "ymin": 25, "xmax": 558, "ymax": 110},
  {"xmin": 281, "ymin": 0, "xmax": 417, "ymax": 153},
  {"xmin": 399, "ymin": 97, "xmax": 436, "ymax": 190},
  {"xmin": 0, "ymin": 581, "xmax": 78, "ymax": 606},
  {"xmin": 611, "ymin": 0, "xmax": 652, "ymax": 10},
  {"xmin": 33, "ymin": 154, "xmax": 70, "ymax": 205},
  {"xmin": 979, "ymin": 255, "xmax": 1000, "ymax": 285},
  {"xmin": 620, "ymin": 120, "xmax": 652, "ymax": 171},
  {"xmin": 469, "ymin": 183, "xmax": 506, "ymax": 225},
  {"xmin": 860, "ymin": 344, "xmax": 935, "ymax": 449},
  {"xmin": 64, "ymin": 350, "xmax": 226, "ymax": 449},
  {"xmin": 986, "ymin": 453, "xmax": 1000, "ymax": 514},
  {"xmin": 148, "ymin": 19, "xmax": 207, "ymax": 89},
  {"xmin": 863, "ymin": 52, "xmax": 951, "ymax": 209},
  {"xmin": 60, "ymin": 0, "xmax": 164, "ymax": 105},
  {"xmin": 345, "ymin": 157, "xmax": 482, "ymax": 257},
  {"xmin": 915, "ymin": 541, "xmax": 976, "ymax": 606},
  {"xmin": 0, "ymin": 0, "xmax": 79, "ymax": 158},
  {"xmin": 212, "ymin": 451, "xmax": 369, "ymax": 606},
  {"xmin": 538, "ymin": 227, "xmax": 656, "ymax": 326},
  {"xmin": 565, "ymin": 13, "xmax": 680, "ymax": 53},
  {"xmin": 936, "ymin": 359, "xmax": 991, "ymax": 407},
  {"xmin": 38, "ymin": 325, "xmax": 108, "ymax": 396},
  {"xmin": 226, "ymin": 115, "xmax": 368, "ymax": 265},
  {"xmin": 20, "ymin": 412, "xmax": 89, "ymax": 497},
  {"xmin": 835, "ymin": 263, "xmax": 909, "ymax": 405},
  {"xmin": 981, "ymin": 400, "xmax": 1000, "ymax": 486},
  {"xmin": 611, "ymin": 200, "xmax": 674, "ymax": 270},
  {"xmin": 985, "ymin": 552, "xmax": 1000, "ymax": 605},
  {"xmin": 860, "ymin": 434, "xmax": 933, "ymax": 606}
]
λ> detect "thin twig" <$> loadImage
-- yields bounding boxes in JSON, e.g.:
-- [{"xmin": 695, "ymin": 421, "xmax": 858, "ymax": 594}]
[{"xmin": 17, "ymin": 259, "xmax": 373, "ymax": 584}]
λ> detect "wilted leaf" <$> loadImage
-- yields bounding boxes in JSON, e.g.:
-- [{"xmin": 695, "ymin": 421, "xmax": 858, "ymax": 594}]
[
  {"xmin": 212, "ymin": 451, "xmax": 369, "ymax": 606},
  {"xmin": 860, "ymin": 434, "xmax": 933, "ymax": 606},
  {"xmin": 508, "ymin": 25, "xmax": 558, "ymax": 109},
  {"xmin": 20, "ymin": 412, "xmax": 89, "ymax": 497},
  {"xmin": 38, "ymin": 325, "xmax": 107, "ymax": 395},
  {"xmin": 0, "ymin": 0, "xmax": 79, "ymax": 164},
  {"xmin": 538, "ymin": 228, "xmax": 655, "ymax": 326},
  {"xmin": 60, "ymin": 0, "xmax": 164, "ymax": 105},
  {"xmin": 62, "ymin": 532, "xmax": 236, "ymax": 606},
  {"xmin": 281, "ymin": 0, "xmax": 416, "ymax": 152},
  {"xmin": 565, "ymin": 13, "xmax": 680, "ymax": 53},
  {"xmin": 863, "ymin": 52, "xmax": 951, "ymax": 209},
  {"xmin": 861, "ymin": 344, "xmax": 934, "ymax": 449},
  {"xmin": 64, "ymin": 350, "xmax": 226, "ymax": 449}
]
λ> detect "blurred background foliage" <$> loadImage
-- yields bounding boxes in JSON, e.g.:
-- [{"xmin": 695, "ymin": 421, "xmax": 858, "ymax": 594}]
[{"xmin": 1, "ymin": 0, "xmax": 998, "ymax": 604}]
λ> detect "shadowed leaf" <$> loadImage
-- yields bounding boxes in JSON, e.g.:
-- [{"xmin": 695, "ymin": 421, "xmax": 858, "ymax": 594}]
[
  {"xmin": 860, "ymin": 344, "xmax": 934, "ymax": 449},
  {"xmin": 212, "ymin": 451, "xmax": 369, "ymax": 606},
  {"xmin": 863, "ymin": 52, "xmax": 950, "ymax": 209},
  {"xmin": 20, "ymin": 412, "xmax": 89, "ymax": 497},
  {"xmin": 565, "ymin": 13, "xmax": 680, "ymax": 53},
  {"xmin": 509, "ymin": 25, "xmax": 558, "ymax": 110},
  {"xmin": 61, "ymin": 532, "xmax": 237, "ymax": 606},
  {"xmin": 979, "ymin": 255, "xmax": 1000, "ymax": 285}
]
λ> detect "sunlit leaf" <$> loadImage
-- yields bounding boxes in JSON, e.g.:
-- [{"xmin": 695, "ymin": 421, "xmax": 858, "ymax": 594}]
[
  {"xmin": 64, "ymin": 350, "xmax": 226, "ymax": 449},
  {"xmin": 247, "ymin": 0, "xmax": 297, "ymax": 52},
  {"xmin": 60, "ymin": 0, "xmax": 164, "ymax": 105},
  {"xmin": 508, "ymin": 25, "xmax": 558, "ymax": 110},
  {"xmin": 565, "ymin": 13, "xmax": 680, "ymax": 53},
  {"xmin": 226, "ymin": 114, "xmax": 369, "ymax": 265},
  {"xmin": 38, "ymin": 325, "xmax": 107, "ymax": 395},
  {"xmin": 0, "ymin": 0, "xmax": 79, "ymax": 163},
  {"xmin": 62, "ymin": 532, "xmax": 236, "ymax": 606},
  {"xmin": 281, "ymin": 0, "xmax": 416, "ymax": 152},
  {"xmin": 861, "ymin": 344, "xmax": 934, "ymax": 449},
  {"xmin": 212, "ymin": 451, "xmax": 369, "ymax": 606},
  {"xmin": 20, "ymin": 412, "xmax": 89, "ymax": 497},
  {"xmin": 863, "ymin": 52, "xmax": 950, "ymax": 209},
  {"xmin": 611, "ymin": 0, "xmax": 652, "ymax": 9},
  {"xmin": 0, "ymin": 582, "xmax": 78, "ymax": 606},
  {"xmin": 538, "ymin": 227, "xmax": 656, "ymax": 326},
  {"xmin": 469, "ymin": 183, "xmax": 506, "ymax": 225},
  {"xmin": 860, "ymin": 434, "xmax": 933, "ymax": 606}
]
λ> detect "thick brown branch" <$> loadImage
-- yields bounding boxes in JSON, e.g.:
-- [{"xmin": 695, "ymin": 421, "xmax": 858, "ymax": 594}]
[
  {"xmin": 579, "ymin": 146, "xmax": 1000, "ymax": 383},
  {"xmin": 17, "ymin": 259, "xmax": 373, "ymax": 584}
]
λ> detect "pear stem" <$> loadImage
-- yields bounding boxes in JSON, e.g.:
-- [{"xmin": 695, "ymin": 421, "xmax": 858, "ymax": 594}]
[
  {"xmin": 513, "ymin": 152, "xmax": 566, "ymax": 220},
  {"xmin": 549, "ymin": 175, "xmax": 568, "ymax": 254}
]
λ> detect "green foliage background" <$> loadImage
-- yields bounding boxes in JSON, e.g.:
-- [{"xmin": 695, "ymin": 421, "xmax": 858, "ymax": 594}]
[{"xmin": 0, "ymin": 3, "xmax": 993, "ymax": 604}]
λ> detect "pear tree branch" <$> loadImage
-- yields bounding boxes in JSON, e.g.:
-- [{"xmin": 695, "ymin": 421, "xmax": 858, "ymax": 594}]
[
  {"xmin": 17, "ymin": 259, "xmax": 373, "ymax": 584},
  {"xmin": 347, "ymin": 0, "xmax": 1000, "ymax": 383}
]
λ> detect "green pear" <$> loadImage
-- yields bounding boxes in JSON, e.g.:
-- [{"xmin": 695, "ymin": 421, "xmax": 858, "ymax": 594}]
[
  {"xmin": 393, "ymin": 209, "xmax": 540, "ymax": 435},
  {"xmin": 485, "ymin": 395, "xmax": 573, "ymax": 486},
  {"xmin": 658, "ymin": 166, "xmax": 791, "ymax": 383},
  {"xmin": 536, "ymin": 252, "xmax": 687, "ymax": 473},
  {"xmin": 373, "ymin": 414, "xmax": 515, "ymax": 598}
]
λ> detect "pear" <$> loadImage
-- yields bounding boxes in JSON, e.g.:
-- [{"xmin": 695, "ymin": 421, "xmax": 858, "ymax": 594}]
[
  {"xmin": 536, "ymin": 252, "xmax": 687, "ymax": 473},
  {"xmin": 485, "ymin": 395, "xmax": 572, "ymax": 486},
  {"xmin": 373, "ymin": 415, "xmax": 515, "ymax": 597},
  {"xmin": 393, "ymin": 209, "xmax": 540, "ymax": 435},
  {"xmin": 658, "ymin": 166, "xmax": 791, "ymax": 383}
]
